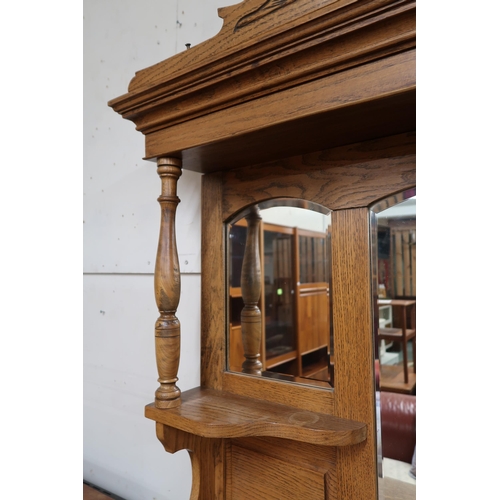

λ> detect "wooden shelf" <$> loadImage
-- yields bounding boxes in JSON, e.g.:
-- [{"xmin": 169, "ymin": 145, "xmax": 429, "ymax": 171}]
[
  {"xmin": 266, "ymin": 350, "xmax": 297, "ymax": 369},
  {"xmin": 301, "ymin": 344, "xmax": 328, "ymax": 357},
  {"xmin": 302, "ymin": 359, "xmax": 328, "ymax": 378},
  {"xmin": 145, "ymin": 387, "xmax": 366, "ymax": 447},
  {"xmin": 379, "ymin": 364, "xmax": 416, "ymax": 395}
]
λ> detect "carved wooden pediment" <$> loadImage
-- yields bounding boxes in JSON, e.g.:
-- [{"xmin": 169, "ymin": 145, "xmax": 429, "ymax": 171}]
[
  {"xmin": 122, "ymin": 0, "xmax": 350, "ymax": 94},
  {"xmin": 109, "ymin": 0, "xmax": 415, "ymax": 173}
]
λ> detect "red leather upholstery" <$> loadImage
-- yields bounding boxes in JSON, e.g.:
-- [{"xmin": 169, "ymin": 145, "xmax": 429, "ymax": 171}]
[{"xmin": 380, "ymin": 391, "xmax": 416, "ymax": 464}]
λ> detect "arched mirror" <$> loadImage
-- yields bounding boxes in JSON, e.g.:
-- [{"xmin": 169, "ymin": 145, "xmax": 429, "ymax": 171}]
[
  {"xmin": 226, "ymin": 199, "xmax": 334, "ymax": 388},
  {"xmin": 370, "ymin": 189, "xmax": 416, "ymax": 498}
]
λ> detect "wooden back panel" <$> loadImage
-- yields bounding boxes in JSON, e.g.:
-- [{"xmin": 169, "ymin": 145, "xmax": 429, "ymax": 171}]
[{"xmin": 227, "ymin": 437, "xmax": 338, "ymax": 500}]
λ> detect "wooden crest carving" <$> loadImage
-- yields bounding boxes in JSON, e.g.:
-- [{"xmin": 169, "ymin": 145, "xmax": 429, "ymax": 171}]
[{"xmin": 234, "ymin": 0, "xmax": 298, "ymax": 31}]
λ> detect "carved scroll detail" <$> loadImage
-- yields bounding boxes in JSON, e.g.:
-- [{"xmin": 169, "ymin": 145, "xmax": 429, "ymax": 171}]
[
  {"xmin": 240, "ymin": 206, "xmax": 263, "ymax": 375},
  {"xmin": 154, "ymin": 157, "xmax": 182, "ymax": 408},
  {"xmin": 235, "ymin": 0, "xmax": 298, "ymax": 31}
]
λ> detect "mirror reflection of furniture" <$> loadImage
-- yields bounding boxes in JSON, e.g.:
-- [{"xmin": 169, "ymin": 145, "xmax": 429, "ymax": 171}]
[
  {"xmin": 372, "ymin": 192, "xmax": 416, "ymax": 396},
  {"xmin": 378, "ymin": 300, "xmax": 416, "ymax": 386},
  {"xmin": 378, "ymin": 304, "xmax": 393, "ymax": 356},
  {"xmin": 371, "ymin": 192, "xmax": 416, "ymax": 497},
  {"xmin": 228, "ymin": 204, "xmax": 332, "ymax": 385},
  {"xmin": 378, "ymin": 391, "xmax": 416, "ymax": 496},
  {"xmin": 109, "ymin": 0, "xmax": 415, "ymax": 498}
]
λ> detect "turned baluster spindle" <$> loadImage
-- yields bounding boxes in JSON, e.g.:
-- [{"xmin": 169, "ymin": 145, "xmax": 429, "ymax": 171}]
[
  {"xmin": 154, "ymin": 157, "xmax": 182, "ymax": 408},
  {"xmin": 240, "ymin": 207, "xmax": 263, "ymax": 375}
]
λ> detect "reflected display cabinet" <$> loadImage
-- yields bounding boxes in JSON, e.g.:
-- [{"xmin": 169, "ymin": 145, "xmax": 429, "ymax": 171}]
[
  {"xmin": 228, "ymin": 218, "xmax": 331, "ymax": 383},
  {"xmin": 109, "ymin": 0, "xmax": 416, "ymax": 498}
]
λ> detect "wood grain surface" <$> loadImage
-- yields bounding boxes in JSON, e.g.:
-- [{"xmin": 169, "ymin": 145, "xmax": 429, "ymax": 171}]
[
  {"xmin": 200, "ymin": 172, "xmax": 225, "ymax": 390},
  {"xmin": 144, "ymin": 51, "xmax": 415, "ymax": 167},
  {"xmin": 220, "ymin": 132, "xmax": 416, "ymax": 219},
  {"xmin": 330, "ymin": 208, "xmax": 378, "ymax": 500},
  {"xmin": 146, "ymin": 387, "xmax": 367, "ymax": 446},
  {"xmin": 227, "ymin": 437, "xmax": 339, "ymax": 500}
]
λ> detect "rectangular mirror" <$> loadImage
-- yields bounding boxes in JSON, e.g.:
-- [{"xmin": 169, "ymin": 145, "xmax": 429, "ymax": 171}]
[{"xmin": 227, "ymin": 199, "xmax": 334, "ymax": 388}]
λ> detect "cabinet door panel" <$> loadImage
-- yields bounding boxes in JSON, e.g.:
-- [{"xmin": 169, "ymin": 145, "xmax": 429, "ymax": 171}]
[{"xmin": 298, "ymin": 286, "xmax": 330, "ymax": 354}]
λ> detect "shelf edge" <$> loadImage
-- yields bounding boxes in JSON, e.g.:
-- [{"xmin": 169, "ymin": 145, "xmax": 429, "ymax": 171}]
[{"xmin": 145, "ymin": 386, "xmax": 367, "ymax": 447}]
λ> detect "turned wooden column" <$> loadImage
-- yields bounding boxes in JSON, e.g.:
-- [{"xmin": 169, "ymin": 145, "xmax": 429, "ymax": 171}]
[
  {"xmin": 240, "ymin": 206, "xmax": 262, "ymax": 375},
  {"xmin": 154, "ymin": 157, "xmax": 182, "ymax": 408}
]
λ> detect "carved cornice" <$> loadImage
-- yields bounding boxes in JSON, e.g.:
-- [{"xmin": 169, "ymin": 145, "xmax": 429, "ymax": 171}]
[{"xmin": 109, "ymin": 0, "xmax": 415, "ymax": 137}]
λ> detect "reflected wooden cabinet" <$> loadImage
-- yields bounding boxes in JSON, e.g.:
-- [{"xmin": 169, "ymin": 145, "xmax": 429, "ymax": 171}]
[
  {"xmin": 229, "ymin": 221, "xmax": 331, "ymax": 381},
  {"xmin": 109, "ymin": 0, "xmax": 416, "ymax": 498},
  {"xmin": 296, "ymin": 229, "xmax": 331, "ymax": 381}
]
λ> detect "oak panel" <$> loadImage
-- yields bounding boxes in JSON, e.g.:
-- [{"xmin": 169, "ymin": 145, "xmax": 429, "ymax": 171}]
[
  {"xmin": 228, "ymin": 437, "xmax": 338, "ymax": 500},
  {"xmin": 201, "ymin": 172, "xmax": 225, "ymax": 390},
  {"xmin": 220, "ymin": 132, "xmax": 416, "ymax": 219},
  {"xmin": 175, "ymin": 90, "xmax": 415, "ymax": 173},
  {"xmin": 230, "ymin": 444, "xmax": 326, "ymax": 500},
  {"xmin": 330, "ymin": 208, "xmax": 378, "ymax": 500}
]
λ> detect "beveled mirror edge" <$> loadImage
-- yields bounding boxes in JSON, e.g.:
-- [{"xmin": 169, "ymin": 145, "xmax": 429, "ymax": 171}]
[
  {"xmin": 224, "ymin": 197, "xmax": 332, "ymax": 224},
  {"xmin": 370, "ymin": 188, "xmax": 417, "ymax": 215}
]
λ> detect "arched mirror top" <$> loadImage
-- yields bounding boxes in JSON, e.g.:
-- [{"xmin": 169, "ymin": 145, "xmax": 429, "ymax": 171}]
[{"xmin": 225, "ymin": 197, "xmax": 331, "ymax": 224}]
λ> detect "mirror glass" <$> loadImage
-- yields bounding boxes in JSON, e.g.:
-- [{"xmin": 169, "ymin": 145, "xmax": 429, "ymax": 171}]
[
  {"xmin": 370, "ymin": 189, "xmax": 416, "ymax": 498},
  {"xmin": 226, "ymin": 199, "xmax": 333, "ymax": 388}
]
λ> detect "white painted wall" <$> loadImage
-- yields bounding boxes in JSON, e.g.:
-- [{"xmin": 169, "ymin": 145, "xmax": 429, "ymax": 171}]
[
  {"xmin": 83, "ymin": 1, "xmax": 234, "ymax": 499},
  {"xmin": 260, "ymin": 206, "xmax": 331, "ymax": 233}
]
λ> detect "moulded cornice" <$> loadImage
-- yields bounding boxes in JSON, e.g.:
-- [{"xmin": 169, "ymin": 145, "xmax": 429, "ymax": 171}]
[{"xmin": 108, "ymin": 0, "xmax": 415, "ymax": 137}]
